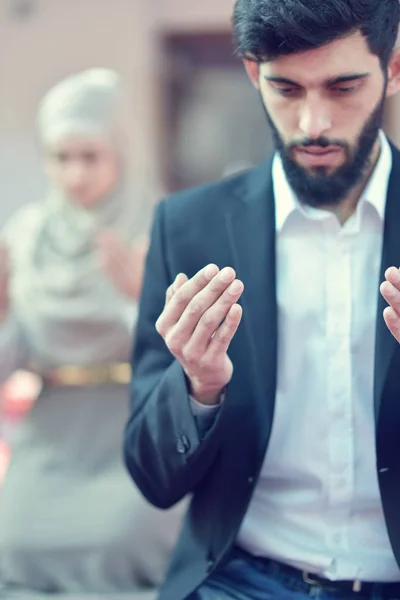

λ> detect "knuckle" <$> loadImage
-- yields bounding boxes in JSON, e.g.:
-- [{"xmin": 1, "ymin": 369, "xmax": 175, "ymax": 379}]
[
  {"xmin": 174, "ymin": 289, "xmax": 189, "ymax": 306},
  {"xmin": 200, "ymin": 310, "xmax": 216, "ymax": 328},
  {"xmin": 182, "ymin": 346, "xmax": 198, "ymax": 365},
  {"xmin": 165, "ymin": 332, "xmax": 181, "ymax": 356},
  {"xmin": 187, "ymin": 301, "xmax": 202, "ymax": 317},
  {"xmin": 198, "ymin": 355, "xmax": 210, "ymax": 370},
  {"xmin": 209, "ymin": 279, "xmax": 223, "ymax": 293},
  {"xmin": 214, "ymin": 327, "xmax": 230, "ymax": 345}
]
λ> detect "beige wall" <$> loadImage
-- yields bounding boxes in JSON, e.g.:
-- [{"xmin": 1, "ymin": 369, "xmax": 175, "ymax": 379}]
[{"xmin": 160, "ymin": 0, "xmax": 234, "ymax": 31}]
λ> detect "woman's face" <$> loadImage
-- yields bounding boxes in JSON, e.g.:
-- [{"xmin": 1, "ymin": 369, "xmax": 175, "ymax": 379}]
[{"xmin": 44, "ymin": 136, "xmax": 121, "ymax": 208}]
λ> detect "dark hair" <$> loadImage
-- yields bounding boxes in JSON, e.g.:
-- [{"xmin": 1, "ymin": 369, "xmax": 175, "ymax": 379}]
[{"xmin": 232, "ymin": 0, "xmax": 400, "ymax": 67}]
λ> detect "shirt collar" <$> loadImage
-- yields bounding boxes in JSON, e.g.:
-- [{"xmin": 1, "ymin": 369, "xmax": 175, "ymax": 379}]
[{"xmin": 273, "ymin": 130, "xmax": 393, "ymax": 232}]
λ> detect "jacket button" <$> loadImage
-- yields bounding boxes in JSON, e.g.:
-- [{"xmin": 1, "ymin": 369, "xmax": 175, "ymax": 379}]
[
  {"xmin": 248, "ymin": 476, "xmax": 255, "ymax": 485},
  {"xmin": 206, "ymin": 559, "xmax": 215, "ymax": 573},
  {"xmin": 176, "ymin": 435, "xmax": 191, "ymax": 454}
]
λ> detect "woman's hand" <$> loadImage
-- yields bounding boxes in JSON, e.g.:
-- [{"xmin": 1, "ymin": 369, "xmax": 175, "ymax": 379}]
[
  {"xmin": 96, "ymin": 230, "xmax": 148, "ymax": 302},
  {"xmin": 0, "ymin": 242, "xmax": 10, "ymax": 323}
]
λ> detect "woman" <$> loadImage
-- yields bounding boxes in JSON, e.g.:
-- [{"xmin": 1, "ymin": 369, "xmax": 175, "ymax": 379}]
[{"xmin": 0, "ymin": 69, "xmax": 185, "ymax": 597}]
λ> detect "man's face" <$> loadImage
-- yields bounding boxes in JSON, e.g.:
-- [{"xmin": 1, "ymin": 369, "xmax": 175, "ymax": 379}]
[{"xmin": 246, "ymin": 31, "xmax": 397, "ymax": 206}]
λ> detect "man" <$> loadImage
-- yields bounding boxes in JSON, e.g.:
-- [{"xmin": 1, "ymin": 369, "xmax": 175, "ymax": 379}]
[{"xmin": 124, "ymin": 1, "xmax": 400, "ymax": 598}]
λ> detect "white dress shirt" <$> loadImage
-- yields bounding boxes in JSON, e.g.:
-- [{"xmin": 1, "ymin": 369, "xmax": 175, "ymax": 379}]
[{"xmin": 192, "ymin": 131, "xmax": 400, "ymax": 582}]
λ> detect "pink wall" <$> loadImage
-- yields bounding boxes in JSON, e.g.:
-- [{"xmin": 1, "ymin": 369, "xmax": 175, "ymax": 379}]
[{"xmin": 160, "ymin": 0, "xmax": 234, "ymax": 31}]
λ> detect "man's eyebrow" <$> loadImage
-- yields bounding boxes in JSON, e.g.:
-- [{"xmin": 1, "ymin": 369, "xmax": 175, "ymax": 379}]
[
  {"xmin": 264, "ymin": 76, "xmax": 300, "ymax": 86},
  {"xmin": 326, "ymin": 72, "xmax": 371, "ymax": 85},
  {"xmin": 263, "ymin": 73, "xmax": 371, "ymax": 86}
]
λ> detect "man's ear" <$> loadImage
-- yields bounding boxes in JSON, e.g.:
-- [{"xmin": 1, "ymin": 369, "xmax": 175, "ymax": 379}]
[
  {"xmin": 386, "ymin": 48, "xmax": 400, "ymax": 98},
  {"xmin": 243, "ymin": 59, "xmax": 260, "ymax": 89}
]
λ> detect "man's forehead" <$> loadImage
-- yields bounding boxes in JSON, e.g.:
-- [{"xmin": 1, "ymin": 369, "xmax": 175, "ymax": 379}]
[{"xmin": 259, "ymin": 31, "xmax": 378, "ymax": 81}]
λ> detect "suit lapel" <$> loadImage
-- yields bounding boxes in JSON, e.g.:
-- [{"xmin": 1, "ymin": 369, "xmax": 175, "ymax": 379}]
[
  {"xmin": 374, "ymin": 142, "xmax": 400, "ymax": 419},
  {"xmin": 224, "ymin": 160, "xmax": 278, "ymax": 454}
]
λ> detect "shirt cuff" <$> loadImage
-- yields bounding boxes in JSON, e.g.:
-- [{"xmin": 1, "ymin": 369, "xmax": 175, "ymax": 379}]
[{"xmin": 189, "ymin": 389, "xmax": 225, "ymax": 417}]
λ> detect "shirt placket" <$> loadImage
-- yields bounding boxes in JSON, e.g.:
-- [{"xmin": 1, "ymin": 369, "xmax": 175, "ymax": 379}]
[{"xmin": 324, "ymin": 222, "xmax": 354, "ymax": 562}]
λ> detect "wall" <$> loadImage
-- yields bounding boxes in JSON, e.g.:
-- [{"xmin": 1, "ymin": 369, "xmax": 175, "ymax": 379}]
[
  {"xmin": 160, "ymin": 0, "xmax": 234, "ymax": 31},
  {"xmin": 0, "ymin": 0, "xmax": 160, "ymax": 224}
]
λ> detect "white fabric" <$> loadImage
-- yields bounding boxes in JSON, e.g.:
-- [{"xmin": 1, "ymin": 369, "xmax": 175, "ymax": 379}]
[
  {"xmin": 38, "ymin": 68, "xmax": 122, "ymax": 146},
  {"xmin": 192, "ymin": 131, "xmax": 400, "ymax": 582},
  {"xmin": 0, "ymin": 69, "xmax": 138, "ymax": 372}
]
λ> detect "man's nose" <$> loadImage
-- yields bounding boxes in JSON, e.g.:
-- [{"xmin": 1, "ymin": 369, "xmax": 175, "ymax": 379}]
[{"xmin": 299, "ymin": 96, "xmax": 332, "ymax": 139}]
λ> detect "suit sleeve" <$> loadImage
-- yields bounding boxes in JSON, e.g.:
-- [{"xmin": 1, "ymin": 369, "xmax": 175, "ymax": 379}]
[{"xmin": 124, "ymin": 201, "xmax": 225, "ymax": 509}]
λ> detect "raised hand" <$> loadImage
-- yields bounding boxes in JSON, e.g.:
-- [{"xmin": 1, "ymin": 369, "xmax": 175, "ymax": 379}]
[
  {"xmin": 0, "ymin": 242, "xmax": 10, "ymax": 322},
  {"xmin": 96, "ymin": 230, "xmax": 148, "ymax": 302},
  {"xmin": 380, "ymin": 267, "xmax": 400, "ymax": 343},
  {"xmin": 156, "ymin": 264, "xmax": 244, "ymax": 405}
]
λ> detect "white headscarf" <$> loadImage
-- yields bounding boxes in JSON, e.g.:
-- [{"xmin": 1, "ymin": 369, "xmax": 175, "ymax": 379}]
[{"xmin": 6, "ymin": 69, "xmax": 139, "ymax": 370}]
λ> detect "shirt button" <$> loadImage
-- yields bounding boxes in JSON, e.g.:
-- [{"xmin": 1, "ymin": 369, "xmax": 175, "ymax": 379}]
[{"xmin": 176, "ymin": 435, "xmax": 190, "ymax": 454}]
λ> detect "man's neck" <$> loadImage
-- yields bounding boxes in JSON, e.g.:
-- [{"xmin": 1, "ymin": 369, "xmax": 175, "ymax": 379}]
[{"xmin": 319, "ymin": 138, "xmax": 382, "ymax": 226}]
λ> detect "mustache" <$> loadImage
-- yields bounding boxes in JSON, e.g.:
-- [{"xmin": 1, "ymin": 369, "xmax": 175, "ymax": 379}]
[{"xmin": 288, "ymin": 137, "xmax": 348, "ymax": 150}]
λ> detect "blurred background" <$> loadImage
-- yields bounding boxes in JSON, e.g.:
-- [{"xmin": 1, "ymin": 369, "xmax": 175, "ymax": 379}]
[
  {"xmin": 1, "ymin": 0, "xmax": 400, "ymax": 220},
  {"xmin": 0, "ymin": 0, "xmax": 400, "ymax": 469},
  {"xmin": 0, "ymin": 0, "xmax": 272, "ymax": 226}
]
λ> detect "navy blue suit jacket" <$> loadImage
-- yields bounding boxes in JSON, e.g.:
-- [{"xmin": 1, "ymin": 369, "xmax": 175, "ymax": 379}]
[{"xmin": 124, "ymin": 147, "xmax": 400, "ymax": 600}]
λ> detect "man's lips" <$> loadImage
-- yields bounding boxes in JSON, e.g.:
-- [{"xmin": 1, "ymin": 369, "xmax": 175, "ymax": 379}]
[{"xmin": 294, "ymin": 146, "xmax": 342, "ymax": 166}]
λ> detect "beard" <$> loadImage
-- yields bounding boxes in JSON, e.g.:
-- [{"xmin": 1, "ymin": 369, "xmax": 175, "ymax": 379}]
[{"xmin": 262, "ymin": 94, "xmax": 386, "ymax": 208}]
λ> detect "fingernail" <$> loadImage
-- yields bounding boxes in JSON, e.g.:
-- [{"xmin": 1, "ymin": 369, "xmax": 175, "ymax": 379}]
[
  {"xmin": 220, "ymin": 268, "xmax": 235, "ymax": 283},
  {"xmin": 229, "ymin": 280, "xmax": 243, "ymax": 295},
  {"xmin": 205, "ymin": 264, "xmax": 219, "ymax": 279},
  {"xmin": 383, "ymin": 282, "xmax": 395, "ymax": 297},
  {"xmin": 391, "ymin": 269, "xmax": 400, "ymax": 284}
]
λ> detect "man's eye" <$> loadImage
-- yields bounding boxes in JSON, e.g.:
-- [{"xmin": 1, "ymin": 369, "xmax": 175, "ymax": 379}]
[
  {"xmin": 333, "ymin": 85, "xmax": 359, "ymax": 93},
  {"xmin": 275, "ymin": 87, "xmax": 298, "ymax": 96}
]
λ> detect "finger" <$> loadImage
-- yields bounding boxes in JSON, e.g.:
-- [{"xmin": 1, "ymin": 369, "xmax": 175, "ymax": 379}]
[
  {"xmin": 380, "ymin": 281, "xmax": 400, "ymax": 317},
  {"xmin": 156, "ymin": 264, "xmax": 220, "ymax": 335},
  {"xmin": 383, "ymin": 306, "xmax": 400, "ymax": 343},
  {"xmin": 96, "ymin": 238, "xmax": 124, "ymax": 272},
  {"xmin": 96, "ymin": 234, "xmax": 134, "ymax": 292},
  {"xmin": 131, "ymin": 238, "xmax": 149, "ymax": 260},
  {"xmin": 96, "ymin": 228, "xmax": 120, "ymax": 246},
  {"xmin": 0, "ymin": 244, "xmax": 9, "ymax": 268},
  {"xmin": 0, "ymin": 246, "xmax": 9, "ymax": 281},
  {"xmin": 165, "ymin": 273, "xmax": 188, "ymax": 305},
  {"xmin": 96, "ymin": 230, "xmax": 129, "ymax": 264},
  {"xmin": 385, "ymin": 267, "xmax": 400, "ymax": 291},
  {"xmin": 161, "ymin": 267, "xmax": 237, "ymax": 350},
  {"xmin": 205, "ymin": 303, "xmax": 243, "ymax": 359},
  {"xmin": 182, "ymin": 279, "xmax": 244, "ymax": 357}
]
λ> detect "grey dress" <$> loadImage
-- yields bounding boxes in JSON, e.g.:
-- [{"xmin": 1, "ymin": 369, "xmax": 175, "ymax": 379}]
[{"xmin": 0, "ymin": 204, "xmax": 186, "ymax": 597}]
